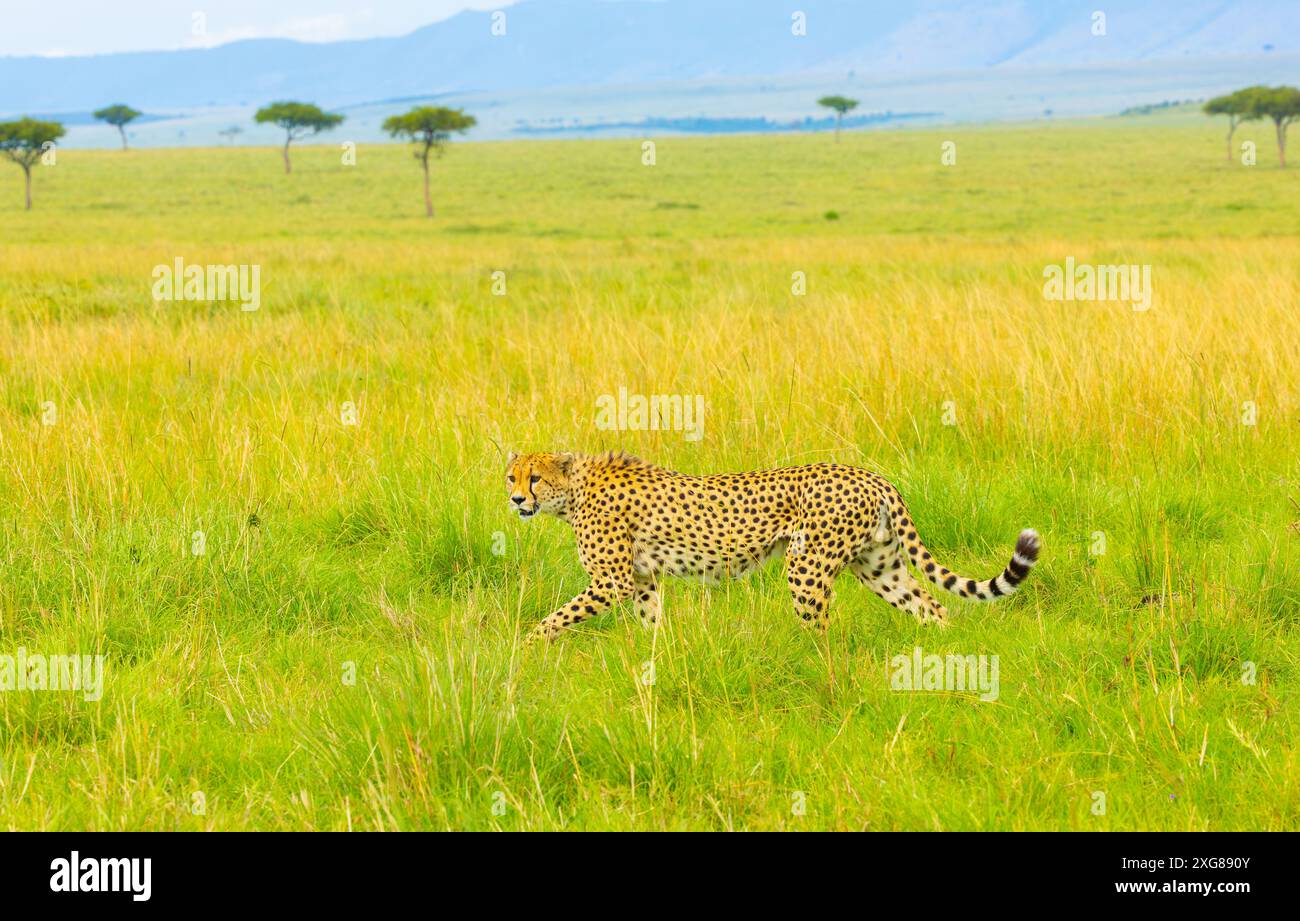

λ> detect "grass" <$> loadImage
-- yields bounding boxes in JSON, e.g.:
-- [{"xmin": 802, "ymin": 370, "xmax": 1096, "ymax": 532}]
[{"xmin": 0, "ymin": 118, "xmax": 1297, "ymax": 830}]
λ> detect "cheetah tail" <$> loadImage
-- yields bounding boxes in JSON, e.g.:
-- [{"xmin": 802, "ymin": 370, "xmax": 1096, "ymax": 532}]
[{"xmin": 888, "ymin": 496, "xmax": 1041, "ymax": 601}]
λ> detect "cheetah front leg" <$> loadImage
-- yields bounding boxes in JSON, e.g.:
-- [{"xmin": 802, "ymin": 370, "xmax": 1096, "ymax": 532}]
[
  {"xmin": 528, "ymin": 516, "xmax": 635, "ymax": 643},
  {"xmin": 784, "ymin": 542, "xmax": 845, "ymax": 632},
  {"xmin": 633, "ymin": 573, "xmax": 661, "ymax": 628},
  {"xmin": 529, "ymin": 581, "xmax": 632, "ymax": 642}
]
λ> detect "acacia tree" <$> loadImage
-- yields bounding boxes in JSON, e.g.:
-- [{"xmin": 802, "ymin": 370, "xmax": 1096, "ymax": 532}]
[
  {"xmin": 817, "ymin": 95, "xmax": 859, "ymax": 142},
  {"xmin": 253, "ymin": 101, "xmax": 344, "ymax": 174},
  {"xmin": 1247, "ymin": 85, "xmax": 1300, "ymax": 168},
  {"xmin": 1204, "ymin": 88, "xmax": 1262, "ymax": 164},
  {"xmin": 93, "ymin": 104, "xmax": 142, "ymax": 150},
  {"xmin": 383, "ymin": 106, "xmax": 476, "ymax": 217},
  {"xmin": 0, "ymin": 118, "xmax": 65, "ymax": 210}
]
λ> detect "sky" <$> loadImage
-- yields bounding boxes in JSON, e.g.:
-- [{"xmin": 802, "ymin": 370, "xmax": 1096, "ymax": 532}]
[{"xmin": 0, "ymin": 0, "xmax": 520, "ymax": 57}]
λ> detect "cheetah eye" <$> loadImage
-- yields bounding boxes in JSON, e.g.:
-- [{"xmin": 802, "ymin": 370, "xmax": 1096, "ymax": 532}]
[{"xmin": 529, "ymin": 474, "xmax": 541, "ymax": 484}]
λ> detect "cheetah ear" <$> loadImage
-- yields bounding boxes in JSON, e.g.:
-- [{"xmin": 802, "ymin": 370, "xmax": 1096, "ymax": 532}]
[
  {"xmin": 554, "ymin": 452, "xmax": 575, "ymax": 474},
  {"xmin": 506, "ymin": 451, "xmax": 518, "ymax": 467}
]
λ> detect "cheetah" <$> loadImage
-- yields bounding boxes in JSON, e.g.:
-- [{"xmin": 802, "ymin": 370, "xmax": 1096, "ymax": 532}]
[{"xmin": 506, "ymin": 451, "xmax": 1040, "ymax": 642}]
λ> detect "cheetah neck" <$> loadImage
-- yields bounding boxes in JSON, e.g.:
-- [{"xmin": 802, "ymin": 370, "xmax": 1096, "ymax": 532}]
[{"xmin": 554, "ymin": 456, "xmax": 596, "ymax": 522}]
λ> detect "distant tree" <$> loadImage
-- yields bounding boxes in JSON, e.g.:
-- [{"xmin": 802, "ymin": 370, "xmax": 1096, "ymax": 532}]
[
  {"xmin": 1245, "ymin": 85, "xmax": 1300, "ymax": 167},
  {"xmin": 0, "ymin": 117, "xmax": 65, "ymax": 210},
  {"xmin": 218, "ymin": 125, "xmax": 243, "ymax": 144},
  {"xmin": 93, "ymin": 104, "xmax": 142, "ymax": 150},
  {"xmin": 383, "ymin": 106, "xmax": 476, "ymax": 217},
  {"xmin": 1204, "ymin": 87, "xmax": 1266, "ymax": 163},
  {"xmin": 817, "ymin": 95, "xmax": 859, "ymax": 142},
  {"xmin": 253, "ymin": 101, "xmax": 344, "ymax": 174}
]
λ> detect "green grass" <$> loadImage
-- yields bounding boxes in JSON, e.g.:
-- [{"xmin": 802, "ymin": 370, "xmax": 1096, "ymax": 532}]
[{"xmin": 0, "ymin": 118, "xmax": 1297, "ymax": 830}]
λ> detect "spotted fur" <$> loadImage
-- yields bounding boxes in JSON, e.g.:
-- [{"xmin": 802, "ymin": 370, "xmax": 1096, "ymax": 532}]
[{"xmin": 506, "ymin": 451, "xmax": 1040, "ymax": 642}]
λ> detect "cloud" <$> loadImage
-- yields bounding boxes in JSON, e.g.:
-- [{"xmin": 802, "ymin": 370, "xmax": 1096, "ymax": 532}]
[
  {"xmin": 186, "ymin": 13, "xmax": 376, "ymax": 48},
  {"xmin": 2, "ymin": 1, "xmax": 512, "ymax": 57}
]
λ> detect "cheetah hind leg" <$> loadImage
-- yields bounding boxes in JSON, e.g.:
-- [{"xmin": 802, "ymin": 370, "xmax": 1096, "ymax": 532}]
[{"xmin": 850, "ymin": 537, "xmax": 948, "ymax": 627}]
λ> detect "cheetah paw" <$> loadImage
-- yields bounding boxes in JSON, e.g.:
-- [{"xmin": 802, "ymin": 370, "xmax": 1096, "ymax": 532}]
[{"xmin": 525, "ymin": 624, "xmax": 556, "ymax": 645}]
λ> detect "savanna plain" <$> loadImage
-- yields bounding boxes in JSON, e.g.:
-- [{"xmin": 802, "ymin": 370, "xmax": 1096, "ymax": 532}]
[{"xmin": 0, "ymin": 117, "xmax": 1297, "ymax": 830}]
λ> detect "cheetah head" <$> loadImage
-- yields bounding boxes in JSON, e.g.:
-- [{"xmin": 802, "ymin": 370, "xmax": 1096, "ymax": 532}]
[{"xmin": 505, "ymin": 452, "xmax": 574, "ymax": 520}]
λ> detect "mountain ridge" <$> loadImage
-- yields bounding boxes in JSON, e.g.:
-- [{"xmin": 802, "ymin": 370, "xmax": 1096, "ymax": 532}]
[{"xmin": 1, "ymin": 0, "xmax": 1294, "ymax": 115}]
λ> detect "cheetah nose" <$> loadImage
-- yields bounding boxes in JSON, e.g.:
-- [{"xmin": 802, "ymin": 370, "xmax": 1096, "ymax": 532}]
[{"xmin": 511, "ymin": 495, "xmax": 525, "ymax": 505}]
